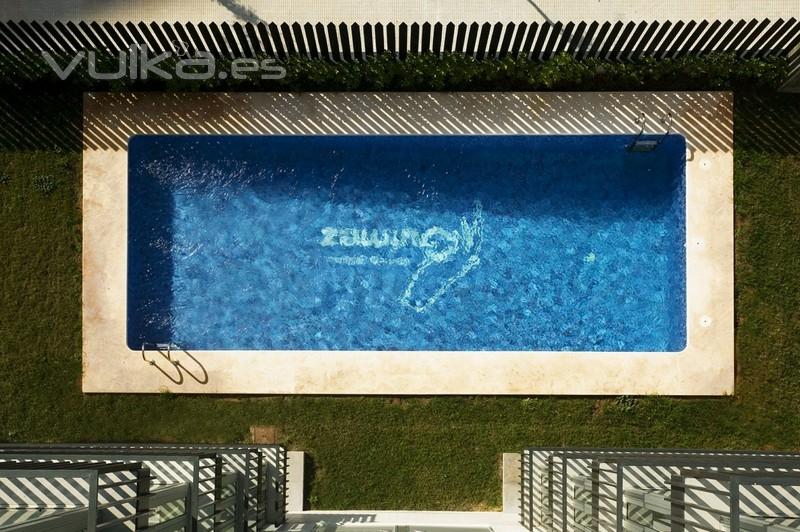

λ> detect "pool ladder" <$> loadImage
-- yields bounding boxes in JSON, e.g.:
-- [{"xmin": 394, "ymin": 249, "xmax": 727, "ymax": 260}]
[
  {"xmin": 629, "ymin": 111, "xmax": 673, "ymax": 152},
  {"xmin": 141, "ymin": 342, "xmax": 209, "ymax": 385},
  {"xmin": 141, "ymin": 342, "xmax": 181, "ymax": 367}
]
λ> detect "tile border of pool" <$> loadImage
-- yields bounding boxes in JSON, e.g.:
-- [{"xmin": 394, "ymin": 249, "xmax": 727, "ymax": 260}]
[{"xmin": 82, "ymin": 91, "xmax": 733, "ymax": 395}]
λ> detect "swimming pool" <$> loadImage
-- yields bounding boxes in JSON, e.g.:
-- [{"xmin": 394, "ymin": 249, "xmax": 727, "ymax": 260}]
[{"xmin": 127, "ymin": 134, "xmax": 686, "ymax": 352}]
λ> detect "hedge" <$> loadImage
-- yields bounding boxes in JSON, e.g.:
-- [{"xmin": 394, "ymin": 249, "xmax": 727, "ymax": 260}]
[{"xmin": 0, "ymin": 51, "xmax": 790, "ymax": 92}]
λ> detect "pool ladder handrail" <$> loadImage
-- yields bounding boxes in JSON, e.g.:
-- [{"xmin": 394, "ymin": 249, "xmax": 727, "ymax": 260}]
[
  {"xmin": 661, "ymin": 111, "xmax": 673, "ymax": 137},
  {"xmin": 628, "ymin": 111, "xmax": 673, "ymax": 151},
  {"xmin": 141, "ymin": 342, "xmax": 181, "ymax": 367}
]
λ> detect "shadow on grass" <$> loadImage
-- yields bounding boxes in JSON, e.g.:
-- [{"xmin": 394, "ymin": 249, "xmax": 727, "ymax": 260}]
[
  {"xmin": 0, "ymin": 89, "xmax": 82, "ymax": 152},
  {"xmin": 304, "ymin": 452, "xmax": 316, "ymax": 510},
  {"xmin": 735, "ymin": 92, "xmax": 800, "ymax": 155}
]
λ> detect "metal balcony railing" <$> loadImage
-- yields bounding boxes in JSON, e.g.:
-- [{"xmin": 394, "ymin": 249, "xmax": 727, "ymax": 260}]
[
  {"xmin": 521, "ymin": 448, "xmax": 800, "ymax": 532},
  {"xmin": 0, "ymin": 443, "xmax": 287, "ymax": 532}
]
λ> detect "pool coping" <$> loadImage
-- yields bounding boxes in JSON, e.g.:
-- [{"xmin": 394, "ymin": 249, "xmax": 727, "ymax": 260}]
[{"xmin": 82, "ymin": 91, "xmax": 734, "ymax": 395}]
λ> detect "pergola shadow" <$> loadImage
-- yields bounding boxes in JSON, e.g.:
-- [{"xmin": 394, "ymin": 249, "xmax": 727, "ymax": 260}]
[
  {"xmin": 734, "ymin": 92, "xmax": 800, "ymax": 155},
  {"xmin": 82, "ymin": 91, "xmax": 733, "ymax": 154}
]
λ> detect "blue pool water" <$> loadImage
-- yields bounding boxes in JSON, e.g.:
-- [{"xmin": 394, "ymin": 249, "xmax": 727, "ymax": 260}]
[{"xmin": 128, "ymin": 135, "xmax": 686, "ymax": 352}]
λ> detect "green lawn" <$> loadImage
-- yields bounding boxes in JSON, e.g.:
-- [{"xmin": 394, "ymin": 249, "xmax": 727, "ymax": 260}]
[{"xmin": 0, "ymin": 90, "xmax": 798, "ymax": 511}]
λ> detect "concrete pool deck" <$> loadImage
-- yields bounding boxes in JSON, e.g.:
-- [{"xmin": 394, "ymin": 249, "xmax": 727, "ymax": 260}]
[
  {"xmin": 82, "ymin": 91, "xmax": 733, "ymax": 395},
  {"xmin": 5, "ymin": 0, "xmax": 796, "ymax": 24}
]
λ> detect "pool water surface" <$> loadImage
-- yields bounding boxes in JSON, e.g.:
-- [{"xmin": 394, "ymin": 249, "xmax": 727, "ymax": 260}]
[{"xmin": 127, "ymin": 135, "xmax": 686, "ymax": 352}]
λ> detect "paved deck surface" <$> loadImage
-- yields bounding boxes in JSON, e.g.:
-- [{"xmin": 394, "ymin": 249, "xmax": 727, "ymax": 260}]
[{"xmin": 1, "ymin": 0, "xmax": 797, "ymax": 23}]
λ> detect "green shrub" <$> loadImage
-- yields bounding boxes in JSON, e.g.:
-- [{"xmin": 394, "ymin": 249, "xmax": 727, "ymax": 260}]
[
  {"xmin": 273, "ymin": 52, "xmax": 788, "ymax": 91},
  {"xmin": 33, "ymin": 175, "xmax": 57, "ymax": 195},
  {"xmin": 0, "ymin": 174, "xmax": 9, "ymax": 185},
  {"xmin": 613, "ymin": 395, "xmax": 640, "ymax": 413},
  {"xmin": 0, "ymin": 51, "xmax": 789, "ymax": 92}
]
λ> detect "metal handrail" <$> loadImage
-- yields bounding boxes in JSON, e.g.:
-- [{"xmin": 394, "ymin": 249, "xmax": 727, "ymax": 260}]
[
  {"xmin": 0, "ymin": 507, "xmax": 90, "ymax": 532},
  {"xmin": 520, "ymin": 448, "xmax": 800, "ymax": 532},
  {"xmin": 0, "ymin": 444, "xmax": 288, "ymax": 531},
  {"xmin": 626, "ymin": 487, "xmax": 800, "ymax": 532},
  {"xmin": 628, "ymin": 111, "xmax": 674, "ymax": 152},
  {"xmin": 145, "ymin": 483, "xmax": 192, "ymax": 532},
  {"xmin": 148, "ymin": 483, "xmax": 190, "ymax": 507},
  {"xmin": 141, "ymin": 342, "xmax": 181, "ymax": 367}
]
